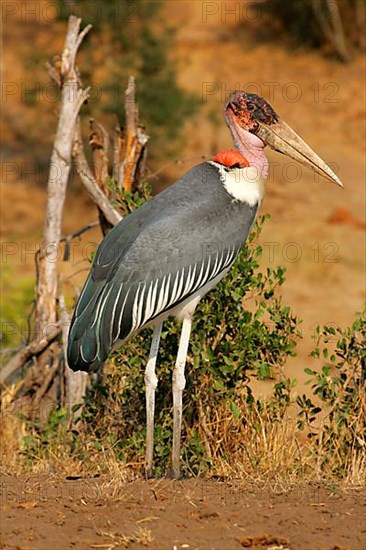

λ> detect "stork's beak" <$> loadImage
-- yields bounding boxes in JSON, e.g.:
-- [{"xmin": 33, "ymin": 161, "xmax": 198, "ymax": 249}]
[{"xmin": 256, "ymin": 120, "xmax": 343, "ymax": 187}]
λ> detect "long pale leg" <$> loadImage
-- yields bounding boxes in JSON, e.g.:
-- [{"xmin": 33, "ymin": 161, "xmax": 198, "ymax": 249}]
[
  {"xmin": 145, "ymin": 321, "xmax": 163, "ymax": 478},
  {"xmin": 172, "ymin": 315, "xmax": 193, "ymax": 478}
]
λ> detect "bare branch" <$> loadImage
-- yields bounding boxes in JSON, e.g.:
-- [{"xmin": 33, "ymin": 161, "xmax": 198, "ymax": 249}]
[
  {"xmin": 61, "ymin": 221, "xmax": 99, "ymax": 261},
  {"xmin": 46, "ymin": 55, "xmax": 62, "ymax": 86},
  {"xmin": 73, "ymin": 121, "xmax": 122, "ymax": 226},
  {"xmin": 89, "ymin": 118, "xmax": 110, "ymax": 197},
  {"xmin": 125, "ymin": 75, "xmax": 138, "ymax": 132},
  {"xmin": 113, "ymin": 123, "xmax": 124, "ymax": 185},
  {"xmin": 88, "ymin": 118, "xmax": 114, "ymax": 234},
  {"xmin": 0, "ymin": 325, "xmax": 62, "ymax": 386},
  {"xmin": 35, "ymin": 16, "xmax": 91, "ymax": 340},
  {"xmin": 75, "ymin": 23, "xmax": 92, "ymax": 52},
  {"xmin": 32, "ymin": 357, "xmax": 60, "ymax": 414},
  {"xmin": 116, "ymin": 76, "xmax": 149, "ymax": 191}
]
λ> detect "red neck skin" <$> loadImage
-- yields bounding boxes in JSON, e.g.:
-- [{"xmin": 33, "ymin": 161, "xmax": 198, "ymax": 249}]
[{"xmin": 226, "ymin": 111, "xmax": 269, "ymax": 180}]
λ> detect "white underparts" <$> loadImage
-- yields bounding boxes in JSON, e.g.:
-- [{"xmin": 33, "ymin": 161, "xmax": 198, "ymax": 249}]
[{"xmin": 210, "ymin": 162, "xmax": 266, "ymax": 206}]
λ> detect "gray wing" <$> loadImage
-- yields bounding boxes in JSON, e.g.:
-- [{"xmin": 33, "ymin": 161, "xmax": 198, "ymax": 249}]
[{"xmin": 67, "ymin": 163, "xmax": 258, "ymax": 372}]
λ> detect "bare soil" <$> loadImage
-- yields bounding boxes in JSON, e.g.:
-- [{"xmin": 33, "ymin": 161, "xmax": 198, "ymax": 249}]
[{"xmin": 1, "ymin": 475, "xmax": 365, "ymax": 550}]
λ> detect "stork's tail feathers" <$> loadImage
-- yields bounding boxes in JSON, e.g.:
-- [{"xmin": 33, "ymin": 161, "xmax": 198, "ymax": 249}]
[
  {"xmin": 66, "ymin": 277, "xmax": 112, "ymax": 373},
  {"xmin": 67, "ymin": 353, "xmax": 103, "ymax": 373},
  {"xmin": 67, "ymin": 317, "xmax": 105, "ymax": 373},
  {"xmin": 66, "ymin": 273, "xmax": 135, "ymax": 373}
]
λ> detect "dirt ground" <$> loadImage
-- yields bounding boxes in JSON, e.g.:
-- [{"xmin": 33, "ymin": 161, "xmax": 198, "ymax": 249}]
[{"xmin": 1, "ymin": 475, "xmax": 365, "ymax": 550}]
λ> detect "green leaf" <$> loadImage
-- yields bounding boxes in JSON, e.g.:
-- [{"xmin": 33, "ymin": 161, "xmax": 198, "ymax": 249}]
[
  {"xmin": 229, "ymin": 400, "xmax": 241, "ymax": 419},
  {"xmin": 258, "ymin": 362, "xmax": 271, "ymax": 379}
]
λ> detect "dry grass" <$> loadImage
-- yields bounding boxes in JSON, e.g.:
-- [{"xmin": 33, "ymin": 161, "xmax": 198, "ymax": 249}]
[
  {"xmin": 0, "ymin": 383, "xmax": 27, "ymax": 473},
  {"xmin": 1, "ymin": 381, "xmax": 364, "ymax": 489},
  {"xmin": 197, "ymin": 401, "xmax": 306, "ymax": 481},
  {"xmin": 93, "ymin": 526, "xmax": 153, "ymax": 548}
]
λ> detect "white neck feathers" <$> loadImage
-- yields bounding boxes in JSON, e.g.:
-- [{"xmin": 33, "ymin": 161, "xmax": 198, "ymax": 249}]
[{"xmin": 210, "ymin": 162, "xmax": 266, "ymax": 206}]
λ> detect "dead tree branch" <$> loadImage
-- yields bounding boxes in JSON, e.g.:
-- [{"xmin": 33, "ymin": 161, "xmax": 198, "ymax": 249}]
[
  {"xmin": 116, "ymin": 75, "xmax": 149, "ymax": 191},
  {"xmin": 73, "ymin": 120, "xmax": 122, "ymax": 227},
  {"xmin": 32, "ymin": 357, "xmax": 60, "ymax": 416},
  {"xmin": 89, "ymin": 118, "xmax": 110, "ymax": 195},
  {"xmin": 89, "ymin": 119, "xmax": 115, "ymax": 234},
  {"xmin": 0, "ymin": 325, "xmax": 62, "ymax": 386},
  {"xmin": 3, "ymin": 18, "xmax": 149, "ymax": 419},
  {"xmin": 35, "ymin": 16, "xmax": 91, "ymax": 340},
  {"xmin": 113, "ymin": 123, "xmax": 124, "ymax": 185},
  {"xmin": 1, "ymin": 16, "xmax": 94, "ymax": 416},
  {"xmin": 62, "ymin": 221, "xmax": 99, "ymax": 261},
  {"xmin": 73, "ymin": 76, "xmax": 149, "ymax": 226}
]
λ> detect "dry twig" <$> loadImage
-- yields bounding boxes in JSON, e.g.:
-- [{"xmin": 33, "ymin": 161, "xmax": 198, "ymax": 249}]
[
  {"xmin": 0, "ymin": 325, "xmax": 62, "ymax": 386},
  {"xmin": 73, "ymin": 120, "xmax": 122, "ymax": 227}
]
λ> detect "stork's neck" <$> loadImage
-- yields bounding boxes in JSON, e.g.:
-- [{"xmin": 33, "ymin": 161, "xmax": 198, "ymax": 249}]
[{"xmin": 233, "ymin": 131, "xmax": 269, "ymax": 180}]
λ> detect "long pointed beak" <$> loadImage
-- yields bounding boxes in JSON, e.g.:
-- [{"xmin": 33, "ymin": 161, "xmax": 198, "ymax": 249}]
[{"xmin": 256, "ymin": 120, "xmax": 343, "ymax": 187}]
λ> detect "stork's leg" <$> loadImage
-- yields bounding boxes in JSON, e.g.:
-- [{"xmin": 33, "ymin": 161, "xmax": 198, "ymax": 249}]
[
  {"xmin": 145, "ymin": 321, "xmax": 163, "ymax": 478},
  {"xmin": 172, "ymin": 315, "xmax": 193, "ymax": 478}
]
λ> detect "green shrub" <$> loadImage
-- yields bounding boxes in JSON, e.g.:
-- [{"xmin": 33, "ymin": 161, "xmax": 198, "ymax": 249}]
[{"xmin": 297, "ymin": 311, "xmax": 366, "ymax": 477}]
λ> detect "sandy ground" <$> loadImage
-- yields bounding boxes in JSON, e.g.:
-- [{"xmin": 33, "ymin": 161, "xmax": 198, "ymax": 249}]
[{"xmin": 1, "ymin": 475, "xmax": 365, "ymax": 550}]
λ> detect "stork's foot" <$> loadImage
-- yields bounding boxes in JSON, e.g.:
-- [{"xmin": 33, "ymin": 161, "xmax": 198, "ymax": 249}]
[
  {"xmin": 145, "ymin": 442, "xmax": 154, "ymax": 479},
  {"xmin": 171, "ymin": 437, "xmax": 182, "ymax": 479},
  {"xmin": 168, "ymin": 466, "xmax": 182, "ymax": 480},
  {"xmin": 145, "ymin": 466, "xmax": 154, "ymax": 480}
]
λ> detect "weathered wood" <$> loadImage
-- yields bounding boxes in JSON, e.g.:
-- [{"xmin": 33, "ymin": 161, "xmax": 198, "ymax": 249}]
[
  {"xmin": 117, "ymin": 76, "xmax": 149, "ymax": 191},
  {"xmin": 32, "ymin": 357, "xmax": 60, "ymax": 418},
  {"xmin": 3, "ymin": 16, "xmax": 94, "ymax": 417},
  {"xmin": 73, "ymin": 120, "xmax": 122, "ymax": 227},
  {"xmin": 35, "ymin": 16, "xmax": 91, "ymax": 341},
  {"xmin": 59, "ymin": 291, "xmax": 88, "ymax": 417},
  {"xmin": 89, "ymin": 119, "xmax": 114, "ymax": 235},
  {"xmin": 89, "ymin": 118, "xmax": 110, "ymax": 195},
  {"xmin": 3, "ymin": 19, "xmax": 149, "ymax": 418},
  {"xmin": 0, "ymin": 325, "xmax": 62, "ymax": 386},
  {"xmin": 113, "ymin": 124, "xmax": 124, "ymax": 186}
]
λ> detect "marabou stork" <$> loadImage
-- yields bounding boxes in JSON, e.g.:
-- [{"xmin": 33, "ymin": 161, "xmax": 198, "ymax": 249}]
[{"xmin": 67, "ymin": 91, "xmax": 342, "ymax": 478}]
